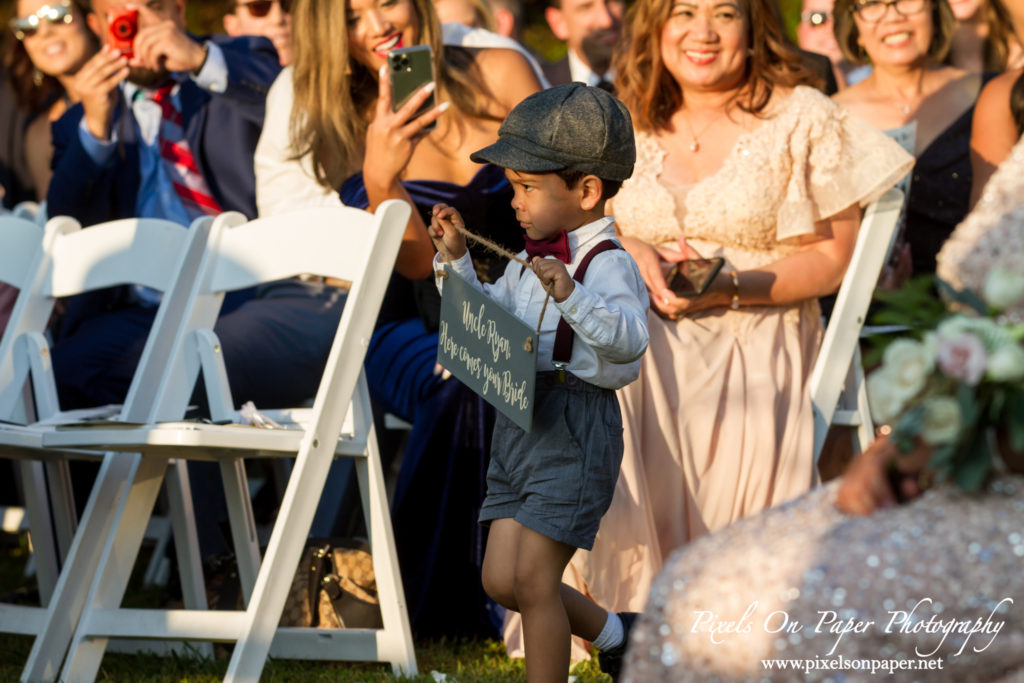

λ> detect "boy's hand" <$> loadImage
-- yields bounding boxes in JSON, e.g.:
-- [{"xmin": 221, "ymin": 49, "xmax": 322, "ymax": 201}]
[
  {"xmin": 429, "ymin": 203, "xmax": 468, "ymax": 261},
  {"xmin": 532, "ymin": 257, "xmax": 574, "ymax": 302}
]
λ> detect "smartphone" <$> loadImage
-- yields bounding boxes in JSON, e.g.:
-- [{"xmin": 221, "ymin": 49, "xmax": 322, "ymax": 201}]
[
  {"xmin": 387, "ymin": 45, "xmax": 437, "ymax": 132},
  {"xmin": 667, "ymin": 257, "xmax": 726, "ymax": 298},
  {"xmin": 109, "ymin": 9, "xmax": 138, "ymax": 59}
]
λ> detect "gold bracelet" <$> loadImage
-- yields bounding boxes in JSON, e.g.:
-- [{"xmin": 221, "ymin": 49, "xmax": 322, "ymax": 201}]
[{"xmin": 730, "ymin": 269, "xmax": 740, "ymax": 310}]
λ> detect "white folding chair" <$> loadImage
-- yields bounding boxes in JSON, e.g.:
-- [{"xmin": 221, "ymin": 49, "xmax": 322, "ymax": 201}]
[
  {"xmin": 11, "ymin": 201, "xmax": 47, "ymax": 225},
  {"xmin": 36, "ymin": 202, "xmax": 417, "ymax": 682},
  {"xmin": 0, "ymin": 214, "xmax": 214, "ymax": 665},
  {"xmin": 809, "ymin": 188, "xmax": 904, "ymax": 463},
  {"xmin": 0, "ymin": 213, "xmax": 80, "ymax": 608}
]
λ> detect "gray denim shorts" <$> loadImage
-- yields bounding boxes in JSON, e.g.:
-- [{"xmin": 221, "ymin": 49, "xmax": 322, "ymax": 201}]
[{"xmin": 479, "ymin": 372, "xmax": 624, "ymax": 550}]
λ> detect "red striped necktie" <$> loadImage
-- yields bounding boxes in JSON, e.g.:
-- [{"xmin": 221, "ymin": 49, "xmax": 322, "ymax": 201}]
[{"xmin": 149, "ymin": 84, "xmax": 222, "ymax": 218}]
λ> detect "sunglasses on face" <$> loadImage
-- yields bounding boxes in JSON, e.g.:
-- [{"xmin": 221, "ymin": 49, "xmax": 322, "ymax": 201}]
[
  {"xmin": 800, "ymin": 10, "xmax": 831, "ymax": 26},
  {"xmin": 10, "ymin": 0, "xmax": 74, "ymax": 41},
  {"xmin": 237, "ymin": 0, "xmax": 292, "ymax": 18}
]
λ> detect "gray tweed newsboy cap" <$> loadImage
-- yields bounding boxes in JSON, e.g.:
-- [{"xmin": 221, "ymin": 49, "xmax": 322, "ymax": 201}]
[{"xmin": 470, "ymin": 83, "xmax": 635, "ymax": 181}]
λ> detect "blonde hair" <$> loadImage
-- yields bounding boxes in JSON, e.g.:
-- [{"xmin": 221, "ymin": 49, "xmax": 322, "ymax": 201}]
[{"xmin": 289, "ymin": 0, "xmax": 498, "ymax": 189}]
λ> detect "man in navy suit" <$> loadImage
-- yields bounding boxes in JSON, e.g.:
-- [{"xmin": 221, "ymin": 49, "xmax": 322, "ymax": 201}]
[
  {"xmin": 47, "ymin": 0, "xmax": 343, "ymax": 415},
  {"xmin": 542, "ymin": 0, "xmax": 623, "ymax": 90}
]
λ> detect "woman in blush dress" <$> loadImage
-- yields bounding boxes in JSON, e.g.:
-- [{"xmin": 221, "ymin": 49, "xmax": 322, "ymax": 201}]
[{"xmin": 620, "ymin": 138, "xmax": 1024, "ymax": 681}]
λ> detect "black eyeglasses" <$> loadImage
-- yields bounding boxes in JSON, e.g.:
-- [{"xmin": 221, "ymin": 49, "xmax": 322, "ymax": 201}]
[
  {"xmin": 852, "ymin": 0, "xmax": 927, "ymax": 22},
  {"xmin": 9, "ymin": 0, "xmax": 74, "ymax": 41},
  {"xmin": 801, "ymin": 10, "xmax": 831, "ymax": 26},
  {"xmin": 237, "ymin": 0, "xmax": 292, "ymax": 18}
]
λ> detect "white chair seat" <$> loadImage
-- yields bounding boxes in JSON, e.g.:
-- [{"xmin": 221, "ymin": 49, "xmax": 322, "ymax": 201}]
[
  {"xmin": 1, "ymin": 405, "xmax": 122, "ymax": 461},
  {"xmin": 0, "ymin": 424, "xmax": 105, "ymax": 461},
  {"xmin": 44, "ymin": 422, "xmax": 368, "ymax": 460}
]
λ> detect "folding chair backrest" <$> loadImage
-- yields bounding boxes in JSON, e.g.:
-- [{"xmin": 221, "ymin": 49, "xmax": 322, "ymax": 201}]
[
  {"xmin": 809, "ymin": 187, "xmax": 904, "ymax": 462},
  {"xmin": 0, "ymin": 216, "xmax": 210, "ymax": 422},
  {"xmin": 0, "ymin": 215, "xmax": 79, "ymax": 421},
  {"xmin": 131, "ymin": 202, "xmax": 412, "ymax": 424},
  {"xmin": 204, "ymin": 206, "xmax": 396, "ymax": 292},
  {"xmin": 11, "ymin": 200, "xmax": 45, "ymax": 224},
  {"xmin": 47, "ymin": 218, "xmax": 196, "ymax": 297}
]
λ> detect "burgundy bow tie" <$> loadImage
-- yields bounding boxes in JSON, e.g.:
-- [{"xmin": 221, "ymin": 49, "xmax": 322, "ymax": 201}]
[{"xmin": 523, "ymin": 231, "xmax": 572, "ymax": 264}]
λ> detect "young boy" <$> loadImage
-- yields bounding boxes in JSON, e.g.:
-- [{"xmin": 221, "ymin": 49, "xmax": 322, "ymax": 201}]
[{"xmin": 429, "ymin": 83, "xmax": 649, "ymax": 682}]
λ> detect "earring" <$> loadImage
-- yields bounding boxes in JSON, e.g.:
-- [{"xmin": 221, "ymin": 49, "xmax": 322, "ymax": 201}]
[{"xmin": 32, "ymin": 67, "xmax": 44, "ymax": 87}]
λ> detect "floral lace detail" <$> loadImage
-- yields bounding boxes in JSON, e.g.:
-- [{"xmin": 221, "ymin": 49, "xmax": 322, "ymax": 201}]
[
  {"xmin": 613, "ymin": 87, "xmax": 914, "ymax": 267},
  {"xmin": 937, "ymin": 137, "xmax": 1024, "ymax": 320}
]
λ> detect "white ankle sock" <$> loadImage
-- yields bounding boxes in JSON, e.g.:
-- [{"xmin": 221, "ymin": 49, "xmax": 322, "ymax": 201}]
[{"xmin": 592, "ymin": 611, "xmax": 624, "ymax": 650}]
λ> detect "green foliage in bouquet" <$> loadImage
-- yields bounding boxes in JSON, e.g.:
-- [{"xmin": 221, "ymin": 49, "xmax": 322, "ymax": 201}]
[{"xmin": 865, "ymin": 270, "xmax": 1024, "ymax": 491}]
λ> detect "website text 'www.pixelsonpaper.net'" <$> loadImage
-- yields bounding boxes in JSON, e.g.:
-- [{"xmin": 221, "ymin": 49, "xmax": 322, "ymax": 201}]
[{"xmin": 761, "ymin": 654, "xmax": 944, "ymax": 676}]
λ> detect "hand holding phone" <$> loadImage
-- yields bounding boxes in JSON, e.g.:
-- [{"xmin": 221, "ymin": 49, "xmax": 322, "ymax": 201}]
[
  {"xmin": 387, "ymin": 45, "xmax": 437, "ymax": 133},
  {"xmin": 666, "ymin": 257, "xmax": 726, "ymax": 298}
]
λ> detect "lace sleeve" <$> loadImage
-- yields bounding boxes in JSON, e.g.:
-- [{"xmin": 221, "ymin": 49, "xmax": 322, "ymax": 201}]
[{"xmin": 777, "ymin": 88, "xmax": 915, "ymax": 242}]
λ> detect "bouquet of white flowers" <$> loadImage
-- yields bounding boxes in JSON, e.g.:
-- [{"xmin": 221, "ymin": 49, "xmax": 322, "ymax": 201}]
[{"xmin": 866, "ymin": 267, "xmax": 1024, "ymax": 490}]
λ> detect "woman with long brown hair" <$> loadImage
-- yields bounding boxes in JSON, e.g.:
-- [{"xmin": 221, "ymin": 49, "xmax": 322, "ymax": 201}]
[
  {"xmin": 560, "ymin": 0, "xmax": 913, "ymax": 621},
  {"xmin": 254, "ymin": 0, "xmax": 542, "ymax": 639}
]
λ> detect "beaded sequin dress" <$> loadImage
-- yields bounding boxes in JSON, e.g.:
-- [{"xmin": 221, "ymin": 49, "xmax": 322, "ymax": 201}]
[
  {"xmin": 620, "ymin": 134, "xmax": 1024, "ymax": 682},
  {"xmin": 562, "ymin": 86, "xmax": 913, "ymax": 617}
]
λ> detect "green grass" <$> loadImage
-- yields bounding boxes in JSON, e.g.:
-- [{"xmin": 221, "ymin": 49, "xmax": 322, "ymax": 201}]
[
  {"xmin": 0, "ymin": 535, "xmax": 608, "ymax": 682},
  {"xmin": 0, "ymin": 635, "xmax": 607, "ymax": 682}
]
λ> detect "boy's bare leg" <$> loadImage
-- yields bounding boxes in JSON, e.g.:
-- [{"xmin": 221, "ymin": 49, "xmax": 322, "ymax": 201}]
[
  {"xmin": 482, "ymin": 519, "xmax": 620, "ymax": 681},
  {"xmin": 481, "ymin": 518, "xmax": 522, "ymax": 611},
  {"xmin": 515, "ymin": 525, "xmax": 613, "ymax": 682}
]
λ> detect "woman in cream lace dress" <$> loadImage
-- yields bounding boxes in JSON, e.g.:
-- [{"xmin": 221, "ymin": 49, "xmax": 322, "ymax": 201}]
[
  {"xmin": 620, "ymin": 136, "xmax": 1024, "ymax": 681},
  {"xmin": 555, "ymin": 0, "xmax": 913, "ymax": 623}
]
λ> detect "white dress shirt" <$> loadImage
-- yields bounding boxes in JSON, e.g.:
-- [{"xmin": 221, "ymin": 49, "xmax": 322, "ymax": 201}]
[
  {"xmin": 567, "ymin": 48, "xmax": 614, "ymax": 88},
  {"xmin": 433, "ymin": 216, "xmax": 649, "ymax": 389}
]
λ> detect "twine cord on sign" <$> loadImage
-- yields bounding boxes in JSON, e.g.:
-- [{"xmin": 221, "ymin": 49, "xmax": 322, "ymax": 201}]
[{"xmin": 435, "ymin": 221, "xmax": 553, "ymax": 335}]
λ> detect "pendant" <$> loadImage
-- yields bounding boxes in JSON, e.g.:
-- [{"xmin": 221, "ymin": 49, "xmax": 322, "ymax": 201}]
[
  {"xmin": 900, "ymin": 103, "xmax": 911, "ymax": 115},
  {"xmin": 689, "ymin": 139, "xmax": 700, "ymax": 153}
]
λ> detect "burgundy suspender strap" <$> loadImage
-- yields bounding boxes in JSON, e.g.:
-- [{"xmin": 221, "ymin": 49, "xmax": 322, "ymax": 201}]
[{"xmin": 551, "ymin": 239, "xmax": 621, "ymax": 364}]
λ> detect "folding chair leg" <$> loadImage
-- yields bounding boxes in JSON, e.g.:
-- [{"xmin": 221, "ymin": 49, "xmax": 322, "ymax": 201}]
[
  {"xmin": 224, "ymin": 433, "xmax": 341, "ymax": 683},
  {"xmin": 851, "ymin": 347, "xmax": 875, "ymax": 455},
  {"xmin": 219, "ymin": 457, "xmax": 261, "ymax": 604},
  {"xmin": 22, "ymin": 454, "xmax": 139, "ymax": 681},
  {"xmin": 56, "ymin": 456, "xmax": 177, "ymax": 683},
  {"xmin": 43, "ymin": 460, "xmax": 77, "ymax": 558},
  {"xmin": 358, "ymin": 422, "xmax": 417, "ymax": 676},
  {"xmin": 164, "ymin": 461, "xmax": 210, "ymax": 613},
  {"xmin": 17, "ymin": 461, "xmax": 59, "ymax": 607}
]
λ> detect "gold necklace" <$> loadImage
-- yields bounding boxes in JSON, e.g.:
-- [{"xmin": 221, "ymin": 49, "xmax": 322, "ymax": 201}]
[{"xmin": 679, "ymin": 108, "xmax": 728, "ymax": 153}]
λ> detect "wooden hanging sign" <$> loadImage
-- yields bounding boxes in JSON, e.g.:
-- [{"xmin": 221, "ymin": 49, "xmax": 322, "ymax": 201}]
[{"xmin": 437, "ymin": 265, "xmax": 537, "ymax": 431}]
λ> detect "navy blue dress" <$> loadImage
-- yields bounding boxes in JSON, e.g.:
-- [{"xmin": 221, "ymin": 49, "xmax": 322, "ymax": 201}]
[{"xmin": 341, "ymin": 164, "xmax": 523, "ymax": 638}]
